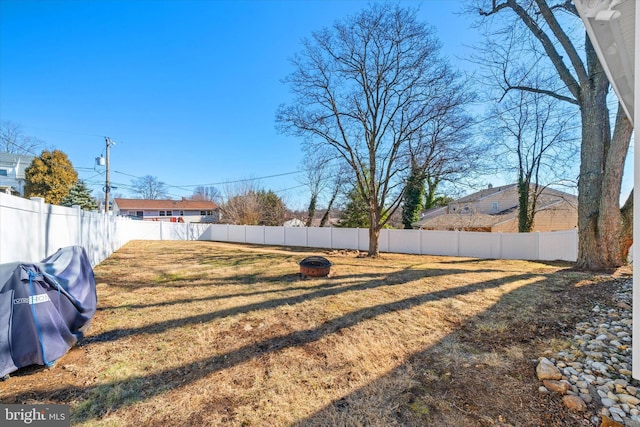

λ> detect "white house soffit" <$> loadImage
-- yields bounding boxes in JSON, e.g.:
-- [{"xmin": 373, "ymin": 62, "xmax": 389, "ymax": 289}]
[{"xmin": 575, "ymin": 0, "xmax": 635, "ymax": 124}]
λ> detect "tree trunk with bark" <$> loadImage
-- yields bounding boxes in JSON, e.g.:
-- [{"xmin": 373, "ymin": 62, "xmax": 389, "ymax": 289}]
[
  {"xmin": 575, "ymin": 69, "xmax": 632, "ymax": 269},
  {"xmin": 368, "ymin": 220, "xmax": 381, "ymax": 256},
  {"xmin": 620, "ymin": 189, "xmax": 633, "ymax": 264}
]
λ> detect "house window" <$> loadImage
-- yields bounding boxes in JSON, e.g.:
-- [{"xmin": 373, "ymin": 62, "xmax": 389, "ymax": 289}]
[
  {"xmin": 491, "ymin": 202, "xmax": 499, "ymax": 212},
  {"xmin": 179, "ymin": 211, "xmax": 184, "ymax": 216},
  {"xmin": 200, "ymin": 211, "xmax": 206, "ymax": 215},
  {"xmin": 0, "ymin": 169, "xmax": 7, "ymax": 176},
  {"xmin": 136, "ymin": 211, "xmax": 143, "ymax": 217},
  {"xmin": 159, "ymin": 211, "xmax": 166, "ymax": 216}
]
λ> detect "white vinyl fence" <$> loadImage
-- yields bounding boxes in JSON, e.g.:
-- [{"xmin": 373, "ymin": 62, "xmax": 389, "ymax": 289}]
[
  {"xmin": 0, "ymin": 193, "xmax": 210, "ymax": 266},
  {"xmin": 1, "ymin": 193, "xmax": 578, "ymax": 266},
  {"xmin": 202, "ymin": 224, "xmax": 578, "ymax": 262}
]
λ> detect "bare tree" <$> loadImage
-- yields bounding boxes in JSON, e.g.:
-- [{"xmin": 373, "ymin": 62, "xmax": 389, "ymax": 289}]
[
  {"xmin": 406, "ymin": 99, "xmax": 483, "ymax": 213},
  {"xmin": 299, "ymin": 148, "xmax": 333, "ymax": 226},
  {"xmin": 1, "ymin": 121, "xmax": 44, "ymax": 155},
  {"xmin": 278, "ymin": 4, "xmax": 474, "ymax": 255},
  {"xmin": 221, "ymin": 181, "xmax": 262, "ymax": 225},
  {"xmin": 491, "ymin": 90, "xmax": 578, "ymax": 231},
  {"xmin": 130, "ymin": 175, "xmax": 168, "ymax": 199},
  {"xmin": 191, "ymin": 185, "xmax": 222, "ymax": 204},
  {"xmin": 474, "ymin": 0, "xmax": 633, "ymax": 269}
]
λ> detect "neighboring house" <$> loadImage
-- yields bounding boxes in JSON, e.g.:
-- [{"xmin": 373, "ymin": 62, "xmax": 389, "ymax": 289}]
[
  {"xmin": 113, "ymin": 197, "xmax": 220, "ymax": 223},
  {"xmin": 0, "ymin": 152, "xmax": 34, "ymax": 196},
  {"xmin": 412, "ymin": 184, "xmax": 577, "ymax": 232},
  {"xmin": 283, "ymin": 218, "xmax": 305, "ymax": 227}
]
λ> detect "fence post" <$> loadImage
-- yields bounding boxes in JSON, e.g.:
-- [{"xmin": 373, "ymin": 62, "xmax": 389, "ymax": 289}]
[
  {"xmin": 330, "ymin": 226, "xmax": 334, "ymax": 249},
  {"xmin": 31, "ymin": 197, "xmax": 46, "ymax": 260},
  {"xmin": 72, "ymin": 205, "xmax": 82, "ymax": 248},
  {"xmin": 536, "ymin": 231, "xmax": 541, "ymax": 261},
  {"xmin": 455, "ymin": 230, "xmax": 460, "ymax": 257},
  {"xmin": 498, "ymin": 232, "xmax": 503, "ymax": 259}
]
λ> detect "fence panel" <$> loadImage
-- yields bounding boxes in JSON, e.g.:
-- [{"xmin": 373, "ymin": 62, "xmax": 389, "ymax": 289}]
[
  {"xmin": 284, "ymin": 227, "xmax": 307, "ymax": 247},
  {"xmin": 0, "ymin": 194, "xmax": 43, "ymax": 262},
  {"xmin": 207, "ymin": 224, "xmax": 228, "ymax": 242},
  {"xmin": 246, "ymin": 226, "xmax": 265, "ymax": 244},
  {"xmin": 420, "ymin": 230, "xmax": 459, "ymax": 256},
  {"xmin": 264, "ymin": 227, "xmax": 285, "ymax": 245},
  {"xmin": 459, "ymin": 232, "xmax": 501, "ymax": 258},
  {"xmin": 192, "ymin": 224, "xmax": 211, "ymax": 240},
  {"xmin": 331, "ymin": 228, "xmax": 360, "ymax": 250},
  {"xmin": 387, "ymin": 229, "xmax": 421, "ymax": 254},
  {"xmin": 307, "ymin": 228, "xmax": 332, "ymax": 249},
  {"xmin": 539, "ymin": 229, "xmax": 578, "ymax": 261},
  {"xmin": 227, "ymin": 225, "xmax": 247, "ymax": 243},
  {"xmin": 500, "ymin": 232, "xmax": 538, "ymax": 260}
]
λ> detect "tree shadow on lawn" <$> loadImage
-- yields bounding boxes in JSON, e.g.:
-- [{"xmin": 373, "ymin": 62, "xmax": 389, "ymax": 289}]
[
  {"xmin": 5, "ymin": 271, "xmax": 545, "ymax": 424},
  {"xmin": 294, "ymin": 273, "xmax": 617, "ymax": 427},
  {"xmin": 96, "ymin": 276, "xmax": 346, "ymax": 311},
  {"xmin": 85, "ymin": 266, "xmax": 501, "ymax": 346}
]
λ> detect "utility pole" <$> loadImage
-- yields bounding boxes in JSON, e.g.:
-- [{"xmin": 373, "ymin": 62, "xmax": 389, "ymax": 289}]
[{"xmin": 104, "ymin": 137, "xmax": 114, "ymax": 213}]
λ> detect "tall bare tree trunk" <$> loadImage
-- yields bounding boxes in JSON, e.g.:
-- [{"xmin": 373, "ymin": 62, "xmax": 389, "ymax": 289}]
[
  {"xmin": 368, "ymin": 225, "xmax": 381, "ymax": 257},
  {"xmin": 575, "ymin": 50, "xmax": 633, "ymax": 269},
  {"xmin": 367, "ymin": 200, "xmax": 381, "ymax": 256}
]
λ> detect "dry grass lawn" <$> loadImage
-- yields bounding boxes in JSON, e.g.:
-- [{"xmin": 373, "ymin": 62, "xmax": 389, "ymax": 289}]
[{"xmin": 0, "ymin": 240, "xmax": 629, "ymax": 426}]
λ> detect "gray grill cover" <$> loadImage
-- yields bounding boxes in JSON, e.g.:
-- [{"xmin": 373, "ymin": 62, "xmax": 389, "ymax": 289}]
[{"xmin": 0, "ymin": 246, "xmax": 97, "ymax": 377}]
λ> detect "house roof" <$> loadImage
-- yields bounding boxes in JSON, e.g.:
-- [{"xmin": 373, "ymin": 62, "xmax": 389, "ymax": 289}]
[
  {"xmin": 447, "ymin": 184, "xmax": 576, "ymax": 206},
  {"xmin": 575, "ymin": 0, "xmax": 635, "ymax": 123},
  {"xmin": 114, "ymin": 198, "xmax": 218, "ymax": 210},
  {"xmin": 412, "ymin": 185, "xmax": 577, "ymax": 229},
  {"xmin": 453, "ymin": 184, "xmax": 515, "ymax": 204}
]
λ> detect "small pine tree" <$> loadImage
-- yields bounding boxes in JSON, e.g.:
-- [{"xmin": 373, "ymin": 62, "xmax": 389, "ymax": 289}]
[
  {"xmin": 338, "ymin": 187, "xmax": 369, "ymax": 228},
  {"xmin": 257, "ymin": 190, "xmax": 286, "ymax": 226},
  {"xmin": 62, "ymin": 180, "xmax": 98, "ymax": 211}
]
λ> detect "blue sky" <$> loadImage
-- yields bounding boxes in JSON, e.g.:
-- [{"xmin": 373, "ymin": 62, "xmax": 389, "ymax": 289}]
[
  {"xmin": 1, "ymin": 0, "xmax": 633, "ymax": 209},
  {"xmin": 0, "ymin": 0, "xmax": 482, "ymax": 209}
]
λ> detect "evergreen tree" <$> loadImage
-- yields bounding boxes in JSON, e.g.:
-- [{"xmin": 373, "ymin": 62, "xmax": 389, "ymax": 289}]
[
  {"xmin": 24, "ymin": 149, "xmax": 78, "ymax": 204},
  {"xmin": 62, "ymin": 180, "xmax": 98, "ymax": 211},
  {"xmin": 401, "ymin": 164, "xmax": 425, "ymax": 229},
  {"xmin": 338, "ymin": 187, "xmax": 369, "ymax": 228},
  {"xmin": 257, "ymin": 190, "xmax": 286, "ymax": 226}
]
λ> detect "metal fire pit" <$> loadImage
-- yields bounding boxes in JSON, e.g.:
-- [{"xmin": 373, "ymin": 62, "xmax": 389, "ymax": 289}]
[{"xmin": 299, "ymin": 256, "xmax": 332, "ymax": 278}]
